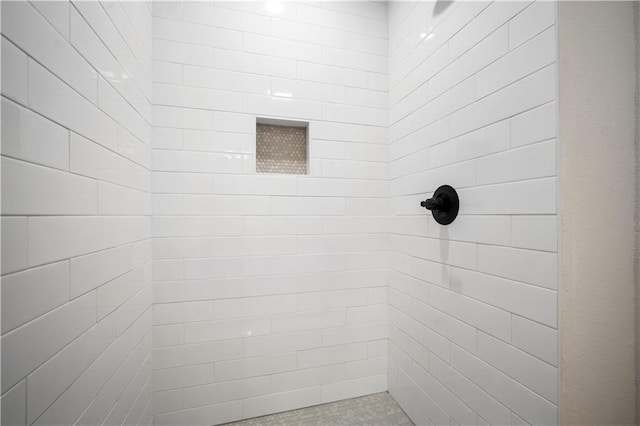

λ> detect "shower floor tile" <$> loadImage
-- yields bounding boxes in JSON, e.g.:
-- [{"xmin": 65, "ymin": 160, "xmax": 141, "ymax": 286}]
[{"xmin": 223, "ymin": 392, "xmax": 414, "ymax": 426}]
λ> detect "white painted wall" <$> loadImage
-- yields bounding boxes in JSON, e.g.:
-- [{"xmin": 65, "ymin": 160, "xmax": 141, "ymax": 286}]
[
  {"xmin": 150, "ymin": 2, "xmax": 389, "ymax": 424},
  {"xmin": 0, "ymin": 1, "xmax": 153, "ymax": 425},
  {"xmin": 387, "ymin": 2, "xmax": 559, "ymax": 425},
  {"xmin": 557, "ymin": 2, "xmax": 637, "ymax": 424}
]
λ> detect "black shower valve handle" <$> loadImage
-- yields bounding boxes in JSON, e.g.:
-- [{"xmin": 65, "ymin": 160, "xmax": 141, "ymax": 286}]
[
  {"xmin": 419, "ymin": 185, "xmax": 459, "ymax": 225},
  {"xmin": 420, "ymin": 197, "xmax": 444, "ymax": 211}
]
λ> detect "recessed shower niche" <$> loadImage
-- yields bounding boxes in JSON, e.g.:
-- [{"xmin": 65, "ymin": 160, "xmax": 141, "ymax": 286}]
[{"xmin": 255, "ymin": 118, "xmax": 309, "ymax": 175}]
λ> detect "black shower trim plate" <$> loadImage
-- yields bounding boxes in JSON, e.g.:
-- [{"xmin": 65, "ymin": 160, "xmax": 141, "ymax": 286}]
[{"xmin": 420, "ymin": 185, "xmax": 459, "ymax": 225}]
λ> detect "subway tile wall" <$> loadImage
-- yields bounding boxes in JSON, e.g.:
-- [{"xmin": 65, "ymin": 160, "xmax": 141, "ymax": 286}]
[
  {"xmin": 387, "ymin": 1, "xmax": 558, "ymax": 425},
  {"xmin": 0, "ymin": 1, "xmax": 562, "ymax": 425},
  {"xmin": 1, "ymin": 1, "xmax": 153, "ymax": 425},
  {"xmin": 150, "ymin": 2, "xmax": 389, "ymax": 425}
]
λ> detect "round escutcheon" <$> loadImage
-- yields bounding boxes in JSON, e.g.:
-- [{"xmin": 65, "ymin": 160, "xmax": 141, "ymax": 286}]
[{"xmin": 419, "ymin": 185, "xmax": 459, "ymax": 225}]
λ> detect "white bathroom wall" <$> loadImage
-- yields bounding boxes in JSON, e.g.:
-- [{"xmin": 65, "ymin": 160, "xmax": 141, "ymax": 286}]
[
  {"xmin": 558, "ymin": 2, "xmax": 637, "ymax": 423},
  {"xmin": 1, "ymin": 1, "xmax": 153, "ymax": 425},
  {"xmin": 387, "ymin": 2, "xmax": 558, "ymax": 425},
  {"xmin": 150, "ymin": 2, "xmax": 389, "ymax": 425}
]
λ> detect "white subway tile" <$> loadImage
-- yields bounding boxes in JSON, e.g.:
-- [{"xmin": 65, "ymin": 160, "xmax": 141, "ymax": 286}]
[
  {"xmin": 98, "ymin": 182, "xmax": 151, "ymax": 216},
  {"xmin": 476, "ymin": 27, "xmax": 556, "ymax": 99},
  {"xmin": 272, "ymin": 18, "xmax": 345, "ymax": 48},
  {"xmin": 510, "ymin": 101, "xmax": 556, "ymax": 148},
  {"xmin": 214, "ymin": 295, "xmax": 296, "ymax": 319},
  {"xmin": 411, "ymin": 299, "xmax": 477, "ymax": 354},
  {"xmin": 153, "ymin": 363, "xmax": 213, "ymax": 392},
  {"xmin": 1, "ymin": 97, "xmax": 70, "ymax": 170},
  {"xmin": 184, "ymin": 316, "xmax": 271, "ymax": 344},
  {"xmin": 477, "ymin": 332, "xmax": 558, "ymax": 403},
  {"xmin": 213, "ymin": 174, "xmax": 296, "ymax": 196},
  {"xmin": 297, "ymin": 61, "xmax": 368, "ymax": 88},
  {"xmin": 71, "ymin": 9, "xmax": 151, "ymax": 124},
  {"xmin": 3, "ymin": 1, "xmax": 97, "ymax": 101},
  {"xmin": 512, "ymin": 215, "xmax": 557, "ymax": 252},
  {"xmin": 154, "ymin": 401, "xmax": 241, "ymax": 426},
  {"xmin": 271, "ymin": 196, "xmax": 345, "ymax": 216},
  {"xmin": 1, "ymin": 37, "xmax": 28, "ymax": 104},
  {"xmin": 271, "ymin": 310, "xmax": 345, "ymax": 334},
  {"xmin": 478, "ymin": 245, "xmax": 557, "ymax": 290},
  {"xmin": 322, "ymin": 375, "xmax": 387, "ymax": 403},
  {"xmin": 346, "ymin": 32, "xmax": 386, "ymax": 56},
  {"xmin": 451, "ymin": 346, "xmax": 557, "ymax": 425},
  {"xmin": 214, "ymin": 353, "xmax": 297, "ymax": 382},
  {"xmin": 183, "ymin": 376, "xmax": 270, "ymax": 409},
  {"xmin": 368, "ymin": 340, "xmax": 388, "ymax": 358},
  {"xmin": 241, "ymin": 387, "xmax": 322, "ymax": 420},
  {"xmin": 509, "ymin": 1, "xmax": 556, "ymax": 49},
  {"xmin": 271, "ymin": 364, "xmax": 345, "ymax": 393},
  {"xmin": 153, "ymin": 82, "xmax": 243, "ymax": 113},
  {"xmin": 476, "ymin": 140, "xmax": 556, "ymax": 185},
  {"xmin": 154, "ymin": 389, "xmax": 182, "ymax": 414},
  {"xmin": 1, "ymin": 292, "xmax": 96, "ymax": 393},
  {"xmin": 511, "ymin": 315, "xmax": 558, "ymax": 366},
  {"xmin": 153, "ymin": 339, "xmax": 243, "ymax": 370},
  {"xmin": 395, "ymin": 367, "xmax": 451, "ymax": 425},
  {"xmin": 244, "ymin": 330, "xmax": 322, "ymax": 357},
  {"xmin": 154, "ymin": 16, "xmax": 243, "ymax": 51},
  {"xmin": 153, "ymin": 105, "xmax": 214, "ymax": 130},
  {"xmin": 26, "ymin": 315, "xmax": 117, "ymax": 423},
  {"xmin": 1, "ymin": 218, "xmax": 28, "ymax": 276},
  {"xmin": 448, "ymin": 1, "xmax": 529, "ymax": 60},
  {"xmin": 297, "ymin": 289, "xmax": 367, "ymax": 312},
  {"xmin": 459, "ymin": 178, "xmax": 556, "ymax": 215},
  {"xmin": 97, "ymin": 78, "xmax": 151, "ymax": 145},
  {"xmin": 322, "ymin": 322, "xmax": 388, "ymax": 346},
  {"xmin": 391, "ymin": 310, "xmax": 450, "ymax": 363},
  {"xmin": 184, "ymin": 2, "xmax": 269, "ymax": 33},
  {"xmin": 96, "ymin": 264, "xmax": 151, "ymax": 320},
  {"xmin": 323, "ymin": 46, "xmax": 385, "ymax": 73},
  {"xmin": 153, "ymin": 324, "xmax": 184, "ymax": 348},
  {"xmin": 153, "ymin": 60, "xmax": 182, "ymax": 84},
  {"xmin": 153, "ymin": 301, "xmax": 213, "ymax": 325},
  {"xmin": 450, "ymin": 65, "xmax": 556, "ymax": 138},
  {"xmin": 346, "ymin": 305, "xmax": 389, "ymax": 325},
  {"xmin": 427, "ymin": 215, "xmax": 511, "ymax": 247},
  {"xmin": 70, "ymin": 244, "xmax": 137, "ymax": 298},
  {"xmin": 153, "ymin": 172, "xmax": 213, "ymax": 194},
  {"xmin": 61, "ymin": 320, "xmax": 151, "ymax": 426},
  {"xmin": 70, "ymin": 133, "xmax": 149, "ymax": 192},
  {"xmin": 430, "ymin": 285, "xmax": 511, "ymax": 342},
  {"xmin": 2, "ymin": 157, "xmax": 97, "ymax": 215},
  {"xmin": 298, "ymin": 342, "xmax": 368, "ymax": 369},
  {"xmin": 243, "ymin": 216, "xmax": 322, "ymax": 236},
  {"xmin": 1, "ymin": 261, "xmax": 69, "ymax": 333},
  {"xmin": 411, "ymin": 361, "xmax": 478, "ymax": 426},
  {"xmin": 244, "ymin": 94, "xmax": 322, "ymax": 120},
  {"xmin": 451, "ymin": 267, "xmax": 557, "ymax": 327},
  {"xmin": 28, "ymin": 61, "xmax": 117, "ymax": 150},
  {"xmin": 152, "ymin": 38, "xmax": 214, "ymax": 67},
  {"xmin": 1, "ymin": 380, "xmax": 26, "ymax": 425},
  {"xmin": 345, "ymin": 357, "xmax": 387, "ymax": 380},
  {"xmin": 429, "ymin": 25, "xmax": 509, "ymax": 101},
  {"xmin": 430, "ymin": 354, "xmax": 511, "ymax": 425},
  {"xmin": 429, "ymin": 120, "xmax": 510, "ymax": 169}
]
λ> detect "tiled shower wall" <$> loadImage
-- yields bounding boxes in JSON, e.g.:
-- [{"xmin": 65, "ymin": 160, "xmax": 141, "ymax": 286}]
[
  {"xmin": 150, "ymin": 2, "xmax": 389, "ymax": 424},
  {"xmin": 387, "ymin": 1, "xmax": 558, "ymax": 425},
  {"xmin": 1, "ymin": 1, "xmax": 153, "ymax": 425}
]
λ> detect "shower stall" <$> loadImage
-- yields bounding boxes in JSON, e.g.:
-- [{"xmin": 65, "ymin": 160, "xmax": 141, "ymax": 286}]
[{"xmin": 1, "ymin": 1, "xmax": 637, "ymax": 425}]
